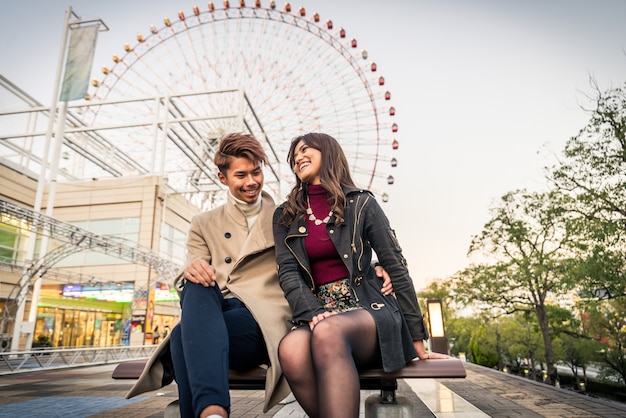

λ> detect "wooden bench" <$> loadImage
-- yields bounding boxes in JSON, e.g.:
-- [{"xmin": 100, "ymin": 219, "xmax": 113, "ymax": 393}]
[{"xmin": 113, "ymin": 357, "xmax": 466, "ymax": 407}]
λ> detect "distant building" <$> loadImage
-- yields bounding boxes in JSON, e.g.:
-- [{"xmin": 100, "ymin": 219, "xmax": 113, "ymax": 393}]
[{"xmin": 1, "ymin": 163, "xmax": 196, "ymax": 349}]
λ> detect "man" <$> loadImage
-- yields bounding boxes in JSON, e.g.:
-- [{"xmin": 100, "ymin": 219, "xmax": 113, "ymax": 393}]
[{"xmin": 126, "ymin": 133, "xmax": 391, "ymax": 418}]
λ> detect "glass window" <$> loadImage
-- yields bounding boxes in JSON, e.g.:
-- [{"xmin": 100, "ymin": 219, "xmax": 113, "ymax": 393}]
[
  {"xmin": 0, "ymin": 223, "xmax": 18, "ymax": 262},
  {"xmin": 160, "ymin": 223, "xmax": 186, "ymax": 264},
  {"xmin": 57, "ymin": 217, "xmax": 140, "ymax": 267},
  {"xmin": 0, "ymin": 222, "xmax": 35, "ymax": 264}
]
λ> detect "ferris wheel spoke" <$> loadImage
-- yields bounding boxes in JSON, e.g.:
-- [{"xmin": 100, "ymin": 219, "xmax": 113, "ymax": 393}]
[
  {"xmin": 179, "ymin": 20, "xmax": 208, "ymax": 90},
  {"xmin": 153, "ymin": 25, "xmax": 197, "ymax": 92},
  {"xmin": 82, "ymin": 4, "xmax": 398, "ymax": 207}
]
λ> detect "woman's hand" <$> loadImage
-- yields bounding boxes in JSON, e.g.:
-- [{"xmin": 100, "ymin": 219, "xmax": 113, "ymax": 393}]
[
  {"xmin": 309, "ymin": 311, "xmax": 338, "ymax": 329},
  {"xmin": 414, "ymin": 340, "xmax": 450, "ymax": 360}
]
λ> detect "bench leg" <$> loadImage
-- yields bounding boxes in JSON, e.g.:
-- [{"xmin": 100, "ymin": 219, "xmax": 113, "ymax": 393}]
[
  {"xmin": 380, "ymin": 378, "xmax": 398, "ymax": 404},
  {"xmin": 364, "ymin": 379, "xmax": 414, "ymax": 418}
]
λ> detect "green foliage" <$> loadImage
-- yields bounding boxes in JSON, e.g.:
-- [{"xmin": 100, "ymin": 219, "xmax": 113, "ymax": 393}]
[
  {"xmin": 581, "ymin": 298, "xmax": 626, "ymax": 390},
  {"xmin": 560, "ymin": 334, "xmax": 601, "ymax": 377},
  {"xmin": 458, "ymin": 189, "xmax": 578, "ymax": 313},
  {"xmin": 547, "ymin": 82, "xmax": 626, "ymax": 299},
  {"xmin": 551, "ymin": 84, "xmax": 626, "ymax": 213},
  {"xmin": 445, "ymin": 80, "xmax": 626, "ymax": 394},
  {"xmin": 451, "ymin": 189, "xmax": 582, "ymax": 373},
  {"xmin": 499, "ymin": 312, "xmax": 545, "ymax": 371},
  {"xmin": 544, "ymin": 304, "xmax": 577, "ymax": 335},
  {"xmin": 565, "ymin": 229, "xmax": 626, "ymax": 300},
  {"xmin": 445, "ymin": 315, "xmax": 482, "ymax": 357},
  {"xmin": 468, "ymin": 326, "xmax": 499, "ymax": 368}
]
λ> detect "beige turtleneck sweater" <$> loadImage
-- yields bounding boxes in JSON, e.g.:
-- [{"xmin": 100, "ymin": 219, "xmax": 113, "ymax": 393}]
[{"xmin": 228, "ymin": 190, "xmax": 262, "ymax": 232}]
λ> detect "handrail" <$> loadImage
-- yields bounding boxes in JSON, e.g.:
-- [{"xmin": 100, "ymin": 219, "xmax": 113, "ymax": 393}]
[{"xmin": 0, "ymin": 345, "xmax": 157, "ymax": 375}]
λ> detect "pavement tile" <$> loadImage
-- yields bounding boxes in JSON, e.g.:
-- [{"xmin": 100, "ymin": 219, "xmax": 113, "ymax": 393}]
[
  {"xmin": 440, "ymin": 363, "xmax": 626, "ymax": 418},
  {"xmin": 1, "ymin": 361, "xmax": 625, "ymax": 417}
]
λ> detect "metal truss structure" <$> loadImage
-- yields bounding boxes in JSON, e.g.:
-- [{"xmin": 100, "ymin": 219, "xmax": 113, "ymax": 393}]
[
  {"xmin": 0, "ymin": 76, "xmax": 283, "ymax": 210},
  {"xmin": 0, "ymin": 198, "xmax": 181, "ymax": 336}
]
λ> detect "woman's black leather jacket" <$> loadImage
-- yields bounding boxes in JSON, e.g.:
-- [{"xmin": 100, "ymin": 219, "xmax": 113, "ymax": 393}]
[{"xmin": 273, "ymin": 186, "xmax": 429, "ymax": 372}]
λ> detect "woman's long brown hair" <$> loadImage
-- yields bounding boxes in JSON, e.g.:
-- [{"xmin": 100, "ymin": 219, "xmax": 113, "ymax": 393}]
[{"xmin": 280, "ymin": 133, "xmax": 357, "ymax": 226}]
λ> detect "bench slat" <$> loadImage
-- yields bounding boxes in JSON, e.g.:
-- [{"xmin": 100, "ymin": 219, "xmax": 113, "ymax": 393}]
[
  {"xmin": 112, "ymin": 361, "xmax": 147, "ymax": 379},
  {"xmin": 359, "ymin": 358, "xmax": 466, "ymax": 379},
  {"xmin": 112, "ymin": 358, "xmax": 466, "ymax": 381}
]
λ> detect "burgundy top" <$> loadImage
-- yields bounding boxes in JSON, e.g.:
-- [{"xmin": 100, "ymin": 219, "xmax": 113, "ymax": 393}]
[{"xmin": 305, "ymin": 184, "xmax": 350, "ymax": 286}]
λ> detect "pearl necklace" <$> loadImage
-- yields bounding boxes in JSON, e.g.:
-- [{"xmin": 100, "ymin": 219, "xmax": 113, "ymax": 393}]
[{"xmin": 306, "ymin": 197, "xmax": 333, "ymax": 225}]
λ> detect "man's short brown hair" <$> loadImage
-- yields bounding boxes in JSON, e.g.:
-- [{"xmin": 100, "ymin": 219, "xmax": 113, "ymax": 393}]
[{"xmin": 214, "ymin": 133, "xmax": 268, "ymax": 175}]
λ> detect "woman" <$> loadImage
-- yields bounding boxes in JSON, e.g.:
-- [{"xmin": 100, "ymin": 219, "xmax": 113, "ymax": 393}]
[{"xmin": 273, "ymin": 133, "xmax": 447, "ymax": 418}]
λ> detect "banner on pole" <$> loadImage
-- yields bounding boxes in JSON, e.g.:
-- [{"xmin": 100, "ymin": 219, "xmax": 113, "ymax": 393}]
[{"xmin": 59, "ymin": 24, "xmax": 99, "ymax": 102}]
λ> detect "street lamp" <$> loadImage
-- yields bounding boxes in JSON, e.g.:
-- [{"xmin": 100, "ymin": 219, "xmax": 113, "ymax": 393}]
[{"xmin": 426, "ymin": 299, "xmax": 449, "ymax": 355}]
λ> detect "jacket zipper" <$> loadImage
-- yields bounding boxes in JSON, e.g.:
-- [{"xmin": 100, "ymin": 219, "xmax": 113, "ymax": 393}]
[
  {"xmin": 353, "ymin": 195, "xmax": 369, "ymax": 271},
  {"xmin": 350, "ymin": 194, "xmax": 370, "ymax": 302},
  {"xmin": 284, "ymin": 232, "xmax": 316, "ymax": 291}
]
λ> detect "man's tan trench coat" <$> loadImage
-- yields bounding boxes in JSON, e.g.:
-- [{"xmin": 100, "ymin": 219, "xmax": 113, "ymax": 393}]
[{"xmin": 126, "ymin": 192, "xmax": 292, "ymax": 412}]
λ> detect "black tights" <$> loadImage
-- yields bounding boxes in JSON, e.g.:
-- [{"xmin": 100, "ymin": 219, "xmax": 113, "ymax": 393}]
[{"xmin": 278, "ymin": 309, "xmax": 380, "ymax": 418}]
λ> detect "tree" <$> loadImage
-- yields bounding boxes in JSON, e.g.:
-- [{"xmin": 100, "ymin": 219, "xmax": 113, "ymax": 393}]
[
  {"xmin": 556, "ymin": 333, "xmax": 599, "ymax": 389},
  {"xmin": 452, "ymin": 189, "xmax": 579, "ymax": 383},
  {"xmin": 446, "ymin": 315, "xmax": 481, "ymax": 359},
  {"xmin": 582, "ymin": 298, "xmax": 626, "ymax": 392},
  {"xmin": 550, "ymin": 304, "xmax": 603, "ymax": 389},
  {"xmin": 547, "ymin": 81, "xmax": 626, "ymax": 299},
  {"xmin": 501, "ymin": 312, "xmax": 545, "ymax": 380},
  {"xmin": 467, "ymin": 324, "xmax": 499, "ymax": 368}
]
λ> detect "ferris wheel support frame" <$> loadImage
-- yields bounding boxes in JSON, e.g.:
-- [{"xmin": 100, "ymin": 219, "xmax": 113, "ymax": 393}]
[{"xmin": 86, "ymin": 2, "xmax": 397, "ymax": 199}]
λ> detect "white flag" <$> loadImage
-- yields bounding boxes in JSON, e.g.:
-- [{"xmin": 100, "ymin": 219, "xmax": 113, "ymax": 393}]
[{"xmin": 59, "ymin": 25, "xmax": 99, "ymax": 102}]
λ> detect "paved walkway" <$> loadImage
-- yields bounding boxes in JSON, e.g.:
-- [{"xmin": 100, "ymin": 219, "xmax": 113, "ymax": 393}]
[{"xmin": 0, "ymin": 362, "xmax": 624, "ymax": 417}]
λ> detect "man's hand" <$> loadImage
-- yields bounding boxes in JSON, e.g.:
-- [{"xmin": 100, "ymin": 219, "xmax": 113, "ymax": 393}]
[
  {"xmin": 375, "ymin": 265, "xmax": 393, "ymax": 296},
  {"xmin": 183, "ymin": 259, "xmax": 217, "ymax": 287}
]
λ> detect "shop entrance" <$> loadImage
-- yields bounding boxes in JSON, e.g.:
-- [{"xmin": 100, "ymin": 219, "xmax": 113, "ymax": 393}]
[{"xmin": 35, "ymin": 307, "xmax": 124, "ymax": 348}]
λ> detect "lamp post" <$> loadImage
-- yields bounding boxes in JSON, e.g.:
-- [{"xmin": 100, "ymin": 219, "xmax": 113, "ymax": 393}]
[{"xmin": 426, "ymin": 299, "xmax": 449, "ymax": 355}]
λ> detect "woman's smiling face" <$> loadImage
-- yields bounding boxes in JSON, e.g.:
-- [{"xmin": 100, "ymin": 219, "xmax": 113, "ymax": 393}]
[{"xmin": 292, "ymin": 140, "xmax": 322, "ymax": 185}]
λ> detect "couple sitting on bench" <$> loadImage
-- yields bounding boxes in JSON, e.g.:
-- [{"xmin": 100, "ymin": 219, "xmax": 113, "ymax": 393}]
[{"xmin": 126, "ymin": 132, "xmax": 448, "ymax": 418}]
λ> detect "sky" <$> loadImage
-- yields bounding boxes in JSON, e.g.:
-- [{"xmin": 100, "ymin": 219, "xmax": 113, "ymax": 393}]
[{"xmin": 2, "ymin": 0, "xmax": 626, "ymax": 290}]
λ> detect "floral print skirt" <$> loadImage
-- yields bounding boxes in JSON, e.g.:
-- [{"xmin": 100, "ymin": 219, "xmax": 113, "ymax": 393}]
[{"xmin": 315, "ymin": 278, "xmax": 360, "ymax": 313}]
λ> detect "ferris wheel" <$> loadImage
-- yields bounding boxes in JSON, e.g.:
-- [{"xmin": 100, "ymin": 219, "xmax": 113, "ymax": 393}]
[{"xmin": 81, "ymin": 0, "xmax": 399, "ymax": 207}]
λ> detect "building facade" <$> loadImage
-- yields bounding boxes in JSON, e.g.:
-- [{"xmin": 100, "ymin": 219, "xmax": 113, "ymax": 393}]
[{"xmin": 1, "ymin": 163, "xmax": 199, "ymax": 350}]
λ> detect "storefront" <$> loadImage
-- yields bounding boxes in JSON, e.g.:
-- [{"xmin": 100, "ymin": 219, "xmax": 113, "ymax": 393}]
[
  {"xmin": 35, "ymin": 283, "xmax": 180, "ymax": 348},
  {"xmin": 35, "ymin": 305, "xmax": 125, "ymax": 348}
]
